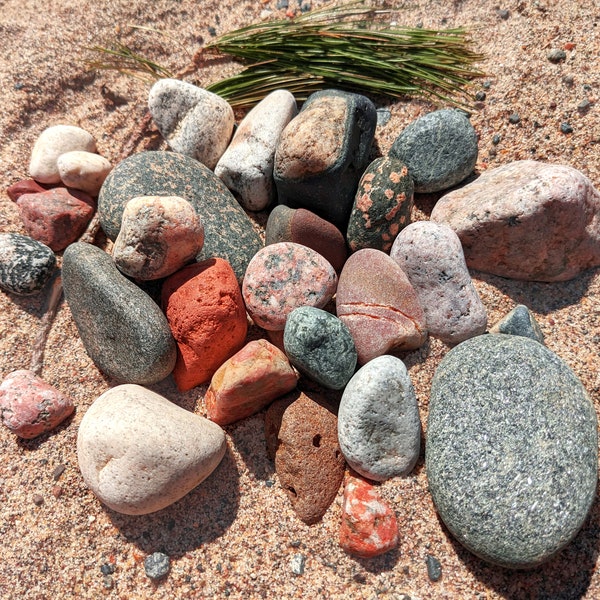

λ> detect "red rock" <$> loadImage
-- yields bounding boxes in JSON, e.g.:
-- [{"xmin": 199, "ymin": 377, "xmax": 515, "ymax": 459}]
[
  {"xmin": 339, "ymin": 472, "xmax": 399, "ymax": 558},
  {"xmin": 162, "ymin": 258, "xmax": 248, "ymax": 391},
  {"xmin": 7, "ymin": 179, "xmax": 48, "ymax": 202},
  {"xmin": 204, "ymin": 339, "xmax": 299, "ymax": 425},
  {"xmin": 0, "ymin": 369, "xmax": 75, "ymax": 439}
]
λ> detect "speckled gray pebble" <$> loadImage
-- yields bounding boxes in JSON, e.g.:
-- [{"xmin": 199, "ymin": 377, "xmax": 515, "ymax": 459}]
[
  {"xmin": 144, "ymin": 552, "xmax": 170, "ymax": 580},
  {"xmin": 426, "ymin": 334, "xmax": 598, "ymax": 568},
  {"xmin": 338, "ymin": 355, "xmax": 420, "ymax": 481},
  {"xmin": 489, "ymin": 304, "xmax": 545, "ymax": 343}
]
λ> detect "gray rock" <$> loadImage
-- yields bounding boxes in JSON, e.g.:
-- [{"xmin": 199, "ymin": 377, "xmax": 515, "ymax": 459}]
[
  {"xmin": 489, "ymin": 304, "xmax": 545, "ymax": 343},
  {"xmin": 389, "ymin": 109, "xmax": 478, "ymax": 193},
  {"xmin": 62, "ymin": 242, "xmax": 176, "ymax": 385},
  {"xmin": 144, "ymin": 552, "xmax": 170, "ymax": 580},
  {"xmin": 426, "ymin": 334, "xmax": 598, "ymax": 568},
  {"xmin": 338, "ymin": 355, "xmax": 421, "ymax": 481}
]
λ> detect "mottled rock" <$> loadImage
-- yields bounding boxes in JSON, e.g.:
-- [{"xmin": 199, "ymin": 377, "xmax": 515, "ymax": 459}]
[
  {"xmin": 6, "ymin": 179, "xmax": 47, "ymax": 202},
  {"xmin": 426, "ymin": 334, "xmax": 598, "ymax": 568},
  {"xmin": 390, "ymin": 221, "xmax": 487, "ymax": 344},
  {"xmin": 489, "ymin": 304, "xmax": 545, "ymax": 343},
  {"xmin": 77, "ymin": 384, "xmax": 226, "ymax": 515},
  {"xmin": 56, "ymin": 150, "xmax": 112, "ymax": 196},
  {"xmin": 144, "ymin": 552, "xmax": 170, "ymax": 580},
  {"xmin": 430, "ymin": 160, "xmax": 600, "ymax": 281},
  {"xmin": 62, "ymin": 242, "xmax": 176, "ymax": 384}
]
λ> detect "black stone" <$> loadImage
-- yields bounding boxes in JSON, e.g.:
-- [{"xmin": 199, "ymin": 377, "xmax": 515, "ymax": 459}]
[{"xmin": 425, "ymin": 554, "xmax": 442, "ymax": 581}]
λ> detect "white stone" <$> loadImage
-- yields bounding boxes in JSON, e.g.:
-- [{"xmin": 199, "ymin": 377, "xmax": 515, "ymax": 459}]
[{"xmin": 57, "ymin": 150, "xmax": 112, "ymax": 196}]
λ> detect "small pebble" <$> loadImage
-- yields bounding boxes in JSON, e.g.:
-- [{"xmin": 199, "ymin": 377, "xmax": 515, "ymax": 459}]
[
  {"xmin": 497, "ymin": 8, "xmax": 510, "ymax": 19},
  {"xmin": 508, "ymin": 113, "xmax": 521, "ymax": 124},
  {"xmin": 475, "ymin": 91, "xmax": 487, "ymax": 101},
  {"xmin": 425, "ymin": 554, "xmax": 442, "ymax": 581},
  {"xmin": 547, "ymin": 48, "xmax": 567, "ymax": 63},
  {"xmin": 492, "ymin": 134, "xmax": 501, "ymax": 145},
  {"xmin": 563, "ymin": 74, "xmax": 575, "ymax": 86},
  {"xmin": 144, "ymin": 552, "xmax": 170, "ymax": 580},
  {"xmin": 376, "ymin": 107, "xmax": 392, "ymax": 126},
  {"xmin": 290, "ymin": 553, "xmax": 306, "ymax": 576},
  {"xmin": 33, "ymin": 494, "xmax": 44, "ymax": 506},
  {"xmin": 578, "ymin": 98, "xmax": 591, "ymax": 113},
  {"xmin": 52, "ymin": 464, "xmax": 66, "ymax": 481},
  {"xmin": 100, "ymin": 563, "xmax": 116, "ymax": 575},
  {"xmin": 52, "ymin": 485, "xmax": 63, "ymax": 498},
  {"xmin": 561, "ymin": 122, "xmax": 573, "ymax": 134}
]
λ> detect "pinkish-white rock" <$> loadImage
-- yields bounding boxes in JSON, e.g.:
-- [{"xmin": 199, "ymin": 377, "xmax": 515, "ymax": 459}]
[
  {"xmin": 430, "ymin": 160, "xmax": 600, "ymax": 282},
  {"xmin": 57, "ymin": 150, "xmax": 112, "ymax": 196}
]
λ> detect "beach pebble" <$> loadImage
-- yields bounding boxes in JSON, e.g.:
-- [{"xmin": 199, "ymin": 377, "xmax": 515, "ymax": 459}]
[
  {"xmin": 29, "ymin": 125, "xmax": 97, "ymax": 184},
  {"xmin": 489, "ymin": 304, "xmax": 545, "ymax": 343},
  {"xmin": 430, "ymin": 160, "xmax": 600, "ymax": 281},
  {"xmin": 338, "ymin": 355, "xmax": 421, "ymax": 481},
  {"xmin": 215, "ymin": 89, "xmax": 298, "ymax": 211},
  {"xmin": 77, "ymin": 384, "xmax": 226, "ymax": 515},
  {"xmin": 426, "ymin": 555, "xmax": 442, "ymax": 582},
  {"xmin": 346, "ymin": 156, "xmax": 414, "ymax": 253},
  {"xmin": 56, "ymin": 150, "xmax": 112, "ymax": 196},
  {"xmin": 204, "ymin": 339, "xmax": 299, "ymax": 426},
  {"xmin": 274, "ymin": 89, "xmax": 377, "ymax": 231},
  {"xmin": 112, "ymin": 195, "xmax": 204, "ymax": 280},
  {"xmin": 0, "ymin": 233, "xmax": 56, "ymax": 295},
  {"xmin": 426, "ymin": 334, "xmax": 598, "ymax": 568},
  {"xmin": 390, "ymin": 221, "xmax": 487, "ymax": 344},
  {"xmin": 148, "ymin": 78, "xmax": 234, "ymax": 170},
  {"xmin": 283, "ymin": 307, "xmax": 357, "ymax": 390},
  {"xmin": 336, "ymin": 248, "xmax": 427, "ymax": 364},
  {"xmin": 144, "ymin": 552, "xmax": 170, "ymax": 580},
  {"xmin": 62, "ymin": 242, "xmax": 176, "ymax": 385},
  {"xmin": 242, "ymin": 242, "xmax": 337, "ymax": 331},
  {"xmin": 162, "ymin": 259, "xmax": 248, "ymax": 391},
  {"xmin": 389, "ymin": 109, "xmax": 478, "ymax": 193},
  {"xmin": 339, "ymin": 472, "xmax": 399, "ymax": 558},
  {"xmin": 0, "ymin": 370, "xmax": 75, "ymax": 439},
  {"xmin": 6, "ymin": 179, "xmax": 47, "ymax": 202}
]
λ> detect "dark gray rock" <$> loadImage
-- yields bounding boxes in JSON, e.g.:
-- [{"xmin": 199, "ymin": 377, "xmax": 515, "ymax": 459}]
[
  {"xmin": 426, "ymin": 334, "xmax": 597, "ymax": 568},
  {"xmin": 144, "ymin": 552, "xmax": 170, "ymax": 580},
  {"xmin": 62, "ymin": 242, "xmax": 176, "ymax": 385},
  {"xmin": 389, "ymin": 109, "xmax": 478, "ymax": 193},
  {"xmin": 0, "ymin": 233, "xmax": 56, "ymax": 295},
  {"xmin": 489, "ymin": 304, "xmax": 545, "ymax": 343}
]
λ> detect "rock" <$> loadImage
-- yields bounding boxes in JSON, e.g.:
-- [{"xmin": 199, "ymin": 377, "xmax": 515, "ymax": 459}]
[
  {"xmin": 29, "ymin": 125, "xmax": 97, "ymax": 184},
  {"xmin": 425, "ymin": 555, "xmax": 442, "ymax": 582},
  {"xmin": 283, "ymin": 307, "xmax": 357, "ymax": 390},
  {"xmin": 426, "ymin": 334, "xmax": 598, "ymax": 568},
  {"xmin": 215, "ymin": 89, "xmax": 298, "ymax": 211},
  {"xmin": 148, "ymin": 78, "xmax": 234, "ymax": 170},
  {"xmin": 144, "ymin": 552, "xmax": 170, "ymax": 580},
  {"xmin": 14, "ymin": 187, "xmax": 95, "ymax": 251},
  {"xmin": 274, "ymin": 89, "xmax": 377, "ymax": 231},
  {"xmin": 390, "ymin": 221, "xmax": 487, "ymax": 344},
  {"xmin": 0, "ymin": 233, "xmax": 56, "ymax": 295},
  {"xmin": 98, "ymin": 151, "xmax": 262, "ymax": 283},
  {"xmin": 77, "ymin": 384, "xmax": 226, "ymax": 515},
  {"xmin": 346, "ymin": 156, "xmax": 414, "ymax": 253},
  {"xmin": 489, "ymin": 304, "xmax": 545, "ymax": 343},
  {"xmin": 56, "ymin": 150, "xmax": 112, "ymax": 196},
  {"xmin": 242, "ymin": 242, "xmax": 337, "ymax": 331},
  {"xmin": 112, "ymin": 195, "xmax": 204, "ymax": 280},
  {"xmin": 430, "ymin": 160, "xmax": 600, "ymax": 281},
  {"xmin": 290, "ymin": 554, "xmax": 306, "ymax": 576},
  {"xmin": 0, "ymin": 370, "xmax": 75, "ymax": 439},
  {"xmin": 389, "ymin": 109, "xmax": 478, "ymax": 193},
  {"xmin": 162, "ymin": 258, "xmax": 248, "ymax": 391},
  {"xmin": 62, "ymin": 242, "xmax": 176, "ymax": 384},
  {"xmin": 338, "ymin": 355, "xmax": 421, "ymax": 481},
  {"xmin": 204, "ymin": 339, "xmax": 299, "ymax": 426},
  {"xmin": 265, "ymin": 206, "xmax": 347, "ymax": 273},
  {"xmin": 6, "ymin": 179, "xmax": 47, "ymax": 202},
  {"xmin": 336, "ymin": 248, "xmax": 427, "ymax": 364},
  {"xmin": 339, "ymin": 472, "xmax": 399, "ymax": 558}
]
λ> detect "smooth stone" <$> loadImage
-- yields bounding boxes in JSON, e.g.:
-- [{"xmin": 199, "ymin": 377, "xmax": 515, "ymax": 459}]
[
  {"xmin": 6, "ymin": 179, "xmax": 47, "ymax": 202},
  {"xmin": 62, "ymin": 242, "xmax": 176, "ymax": 385},
  {"xmin": 242, "ymin": 242, "xmax": 337, "ymax": 331},
  {"xmin": 489, "ymin": 304, "xmax": 545, "ymax": 343},
  {"xmin": 148, "ymin": 79, "xmax": 234, "ymax": 170},
  {"xmin": 56, "ymin": 150, "xmax": 112, "ymax": 196},
  {"xmin": 389, "ymin": 109, "xmax": 478, "ymax": 193},
  {"xmin": 0, "ymin": 233, "xmax": 56, "ymax": 295},
  {"xmin": 204, "ymin": 339, "xmax": 299, "ymax": 426},
  {"xmin": 98, "ymin": 151, "xmax": 262, "ymax": 283},
  {"xmin": 426, "ymin": 334, "xmax": 598, "ymax": 568},
  {"xmin": 29, "ymin": 125, "xmax": 97, "ymax": 184},
  {"xmin": 283, "ymin": 306, "xmax": 357, "ymax": 390},
  {"xmin": 162, "ymin": 259, "xmax": 248, "ymax": 391},
  {"xmin": 274, "ymin": 89, "xmax": 377, "ymax": 232},
  {"xmin": 338, "ymin": 355, "xmax": 421, "ymax": 481},
  {"xmin": 144, "ymin": 552, "xmax": 170, "ymax": 580},
  {"xmin": 112, "ymin": 195, "xmax": 204, "ymax": 280},
  {"xmin": 336, "ymin": 248, "xmax": 427, "ymax": 364},
  {"xmin": 0, "ymin": 370, "xmax": 75, "ymax": 439},
  {"xmin": 77, "ymin": 384, "xmax": 226, "ymax": 515},
  {"xmin": 215, "ymin": 89, "xmax": 298, "ymax": 211},
  {"xmin": 390, "ymin": 221, "xmax": 487, "ymax": 344},
  {"xmin": 346, "ymin": 156, "xmax": 414, "ymax": 253},
  {"xmin": 430, "ymin": 160, "xmax": 600, "ymax": 281}
]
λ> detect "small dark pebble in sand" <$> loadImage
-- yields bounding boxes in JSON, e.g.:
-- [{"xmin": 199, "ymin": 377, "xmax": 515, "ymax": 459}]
[
  {"xmin": 547, "ymin": 49, "xmax": 567, "ymax": 63},
  {"xmin": 492, "ymin": 134, "xmax": 501, "ymax": 145},
  {"xmin": 497, "ymin": 8, "xmax": 510, "ymax": 19},
  {"xmin": 144, "ymin": 552, "xmax": 170, "ymax": 580},
  {"xmin": 33, "ymin": 494, "xmax": 44, "ymax": 506},
  {"xmin": 561, "ymin": 122, "xmax": 574, "ymax": 134},
  {"xmin": 426, "ymin": 554, "xmax": 442, "ymax": 581},
  {"xmin": 52, "ymin": 464, "xmax": 66, "ymax": 480},
  {"xmin": 475, "ymin": 91, "xmax": 486, "ymax": 101},
  {"xmin": 100, "ymin": 563, "xmax": 116, "ymax": 575},
  {"xmin": 508, "ymin": 113, "xmax": 521, "ymax": 124}
]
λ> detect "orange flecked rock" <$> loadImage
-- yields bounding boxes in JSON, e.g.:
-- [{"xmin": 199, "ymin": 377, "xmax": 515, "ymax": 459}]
[
  {"xmin": 162, "ymin": 258, "xmax": 248, "ymax": 391},
  {"xmin": 204, "ymin": 339, "xmax": 299, "ymax": 425},
  {"xmin": 339, "ymin": 472, "xmax": 399, "ymax": 558}
]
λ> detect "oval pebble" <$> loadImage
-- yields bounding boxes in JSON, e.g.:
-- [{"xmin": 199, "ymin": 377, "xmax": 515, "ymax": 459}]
[{"xmin": 56, "ymin": 150, "xmax": 112, "ymax": 196}]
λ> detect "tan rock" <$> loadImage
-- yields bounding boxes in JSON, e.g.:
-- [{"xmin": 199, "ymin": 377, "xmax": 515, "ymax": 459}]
[{"xmin": 57, "ymin": 150, "xmax": 112, "ymax": 196}]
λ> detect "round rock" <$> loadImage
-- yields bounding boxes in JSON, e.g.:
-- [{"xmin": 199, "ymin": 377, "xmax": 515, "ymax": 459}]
[{"xmin": 56, "ymin": 150, "xmax": 112, "ymax": 196}]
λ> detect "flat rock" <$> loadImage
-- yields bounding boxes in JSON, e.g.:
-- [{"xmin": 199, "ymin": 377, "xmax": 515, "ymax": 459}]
[
  {"xmin": 430, "ymin": 160, "xmax": 600, "ymax": 281},
  {"xmin": 489, "ymin": 304, "xmax": 545, "ymax": 343},
  {"xmin": 56, "ymin": 150, "xmax": 112, "ymax": 196},
  {"xmin": 6, "ymin": 179, "xmax": 47, "ymax": 202},
  {"xmin": 426, "ymin": 334, "xmax": 598, "ymax": 568},
  {"xmin": 77, "ymin": 384, "xmax": 226, "ymax": 515}
]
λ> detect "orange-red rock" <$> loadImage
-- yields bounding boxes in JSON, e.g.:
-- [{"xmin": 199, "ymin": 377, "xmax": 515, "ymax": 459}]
[
  {"xmin": 205, "ymin": 339, "xmax": 299, "ymax": 425},
  {"xmin": 162, "ymin": 258, "xmax": 248, "ymax": 391}
]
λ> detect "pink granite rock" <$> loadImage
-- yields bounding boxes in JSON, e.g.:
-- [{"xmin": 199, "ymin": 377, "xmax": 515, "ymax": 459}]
[
  {"xmin": 0, "ymin": 370, "xmax": 75, "ymax": 439},
  {"xmin": 336, "ymin": 248, "xmax": 427, "ymax": 364},
  {"xmin": 430, "ymin": 160, "xmax": 600, "ymax": 281}
]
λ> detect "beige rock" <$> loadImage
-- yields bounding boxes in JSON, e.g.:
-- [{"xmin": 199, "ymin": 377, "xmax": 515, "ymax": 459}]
[
  {"xmin": 57, "ymin": 150, "xmax": 112, "ymax": 196},
  {"xmin": 77, "ymin": 384, "xmax": 226, "ymax": 515}
]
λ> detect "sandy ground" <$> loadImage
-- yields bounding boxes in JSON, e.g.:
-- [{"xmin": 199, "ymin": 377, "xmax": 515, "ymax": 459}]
[{"xmin": 1, "ymin": 0, "xmax": 600, "ymax": 598}]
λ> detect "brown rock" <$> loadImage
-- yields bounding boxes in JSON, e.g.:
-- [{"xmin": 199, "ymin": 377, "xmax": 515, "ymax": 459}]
[{"xmin": 7, "ymin": 179, "xmax": 48, "ymax": 202}]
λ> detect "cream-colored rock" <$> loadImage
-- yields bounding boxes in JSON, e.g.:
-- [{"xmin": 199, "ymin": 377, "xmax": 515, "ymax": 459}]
[
  {"xmin": 57, "ymin": 150, "xmax": 112, "ymax": 196},
  {"xmin": 77, "ymin": 384, "xmax": 226, "ymax": 515}
]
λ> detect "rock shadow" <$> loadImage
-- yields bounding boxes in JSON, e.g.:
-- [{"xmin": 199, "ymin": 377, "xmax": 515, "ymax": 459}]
[{"xmin": 351, "ymin": 546, "xmax": 401, "ymax": 574}]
